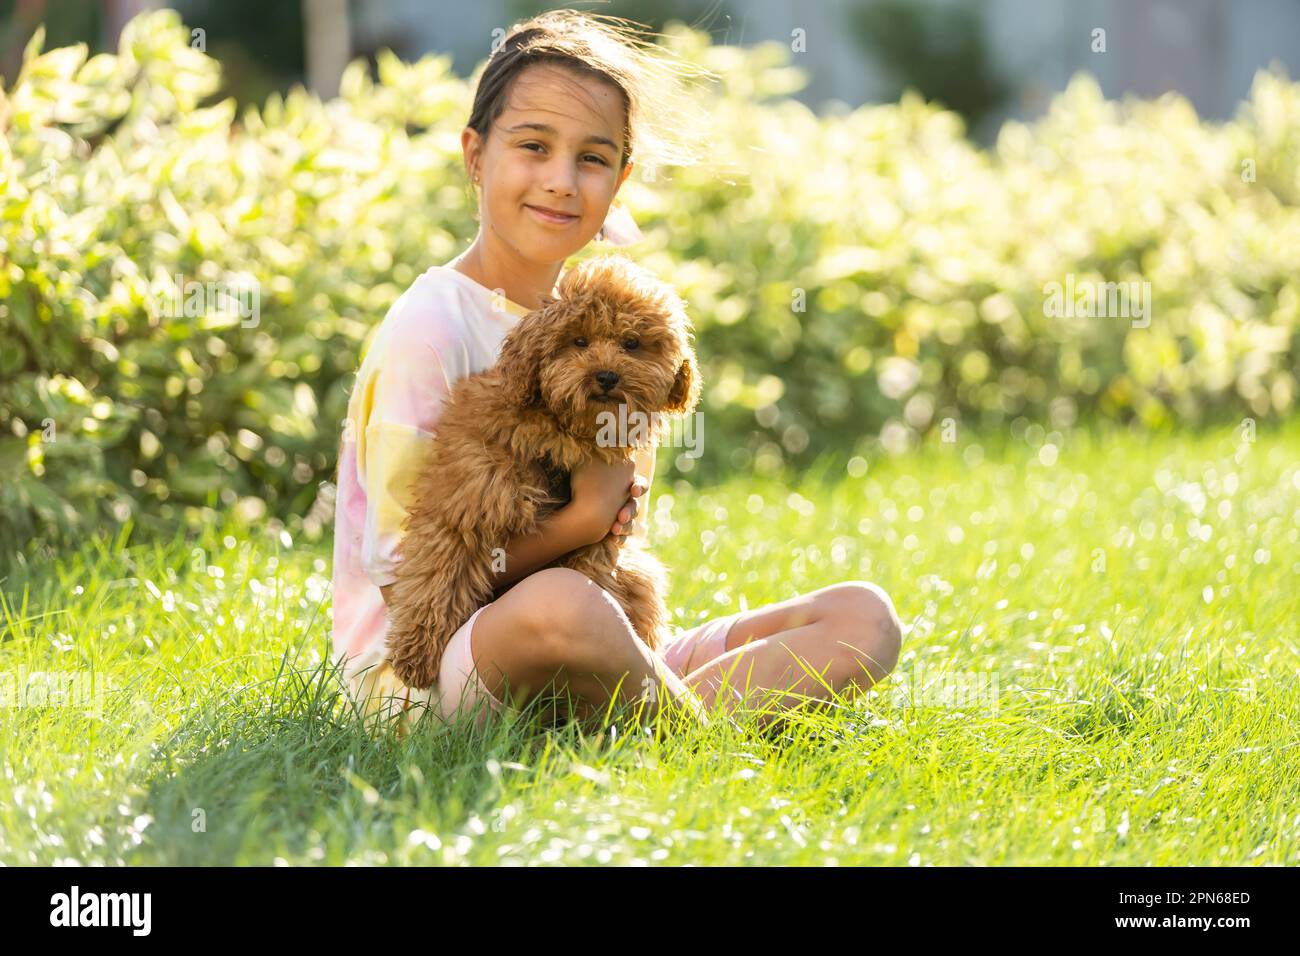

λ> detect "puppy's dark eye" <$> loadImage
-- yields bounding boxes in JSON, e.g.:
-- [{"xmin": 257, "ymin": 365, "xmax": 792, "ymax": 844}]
[
  {"xmin": 623, "ymin": 338, "xmax": 640, "ymax": 350},
  {"xmin": 574, "ymin": 337, "xmax": 588, "ymax": 348}
]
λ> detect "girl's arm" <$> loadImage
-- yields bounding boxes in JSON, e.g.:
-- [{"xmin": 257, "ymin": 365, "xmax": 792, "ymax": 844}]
[
  {"xmin": 377, "ymin": 445, "xmax": 655, "ymax": 607},
  {"xmin": 488, "ymin": 504, "xmax": 595, "ymax": 592},
  {"xmin": 379, "ymin": 503, "xmax": 593, "ymax": 606},
  {"xmin": 484, "ymin": 447, "xmax": 654, "ymax": 594}
]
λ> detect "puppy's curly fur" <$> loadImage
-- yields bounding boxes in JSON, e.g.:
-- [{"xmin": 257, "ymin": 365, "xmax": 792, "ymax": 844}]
[{"xmin": 384, "ymin": 255, "xmax": 702, "ymax": 690}]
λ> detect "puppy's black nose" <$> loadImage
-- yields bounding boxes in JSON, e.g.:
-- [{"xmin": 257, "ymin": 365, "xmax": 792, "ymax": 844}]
[{"xmin": 595, "ymin": 370, "xmax": 620, "ymax": 390}]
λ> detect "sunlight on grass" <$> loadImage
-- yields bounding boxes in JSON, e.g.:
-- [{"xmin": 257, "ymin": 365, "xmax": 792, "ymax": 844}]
[{"xmin": 2, "ymin": 419, "xmax": 1298, "ymax": 865}]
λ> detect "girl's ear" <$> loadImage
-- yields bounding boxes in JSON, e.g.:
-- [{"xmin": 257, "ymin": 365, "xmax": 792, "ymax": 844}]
[
  {"xmin": 665, "ymin": 352, "xmax": 700, "ymax": 415},
  {"xmin": 495, "ymin": 311, "xmax": 550, "ymax": 408}
]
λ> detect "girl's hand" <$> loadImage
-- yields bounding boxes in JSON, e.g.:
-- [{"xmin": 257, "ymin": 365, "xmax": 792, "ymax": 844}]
[
  {"xmin": 610, "ymin": 474, "xmax": 648, "ymax": 537},
  {"xmin": 568, "ymin": 457, "xmax": 648, "ymax": 544}
]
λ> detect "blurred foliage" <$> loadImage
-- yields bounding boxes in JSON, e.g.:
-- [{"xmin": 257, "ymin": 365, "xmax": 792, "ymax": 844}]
[{"xmin": 2, "ymin": 9, "xmax": 1299, "ymax": 554}]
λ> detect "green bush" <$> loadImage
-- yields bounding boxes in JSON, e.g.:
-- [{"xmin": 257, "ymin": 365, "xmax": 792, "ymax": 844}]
[
  {"xmin": 1, "ymin": 11, "xmax": 474, "ymax": 552},
  {"xmin": 2, "ymin": 9, "xmax": 1298, "ymax": 554}
]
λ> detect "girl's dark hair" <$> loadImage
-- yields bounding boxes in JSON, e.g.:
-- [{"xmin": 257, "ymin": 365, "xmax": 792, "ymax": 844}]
[{"xmin": 464, "ymin": 9, "xmax": 713, "ymax": 191}]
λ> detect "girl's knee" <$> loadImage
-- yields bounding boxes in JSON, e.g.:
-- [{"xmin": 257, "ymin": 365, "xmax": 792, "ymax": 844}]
[
  {"xmin": 511, "ymin": 568, "xmax": 631, "ymax": 659},
  {"xmin": 818, "ymin": 580, "xmax": 903, "ymax": 677}
]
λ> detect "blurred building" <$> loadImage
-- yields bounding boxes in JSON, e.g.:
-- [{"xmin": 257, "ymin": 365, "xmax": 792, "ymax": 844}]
[
  {"xmin": 337, "ymin": 0, "xmax": 1300, "ymax": 140},
  {"xmin": 3, "ymin": 0, "xmax": 1299, "ymax": 142}
]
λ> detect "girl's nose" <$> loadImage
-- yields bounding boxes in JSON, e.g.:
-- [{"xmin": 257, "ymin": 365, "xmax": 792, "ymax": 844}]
[{"xmin": 543, "ymin": 160, "xmax": 579, "ymax": 196}]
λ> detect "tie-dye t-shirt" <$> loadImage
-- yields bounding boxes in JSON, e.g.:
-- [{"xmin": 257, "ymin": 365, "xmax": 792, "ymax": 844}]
[{"xmin": 330, "ymin": 263, "xmax": 653, "ymax": 679}]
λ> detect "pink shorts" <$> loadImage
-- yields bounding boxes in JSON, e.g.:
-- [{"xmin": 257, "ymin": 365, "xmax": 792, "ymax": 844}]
[{"xmin": 433, "ymin": 605, "xmax": 746, "ymax": 728}]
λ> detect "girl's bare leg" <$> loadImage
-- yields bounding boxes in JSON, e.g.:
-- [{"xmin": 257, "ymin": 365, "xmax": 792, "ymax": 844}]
[
  {"xmin": 682, "ymin": 583, "xmax": 903, "ymax": 731},
  {"xmin": 472, "ymin": 568, "xmax": 711, "ymax": 729}
]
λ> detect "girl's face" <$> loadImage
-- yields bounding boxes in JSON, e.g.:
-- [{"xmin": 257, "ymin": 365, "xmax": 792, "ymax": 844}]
[{"xmin": 464, "ymin": 64, "xmax": 634, "ymax": 262}]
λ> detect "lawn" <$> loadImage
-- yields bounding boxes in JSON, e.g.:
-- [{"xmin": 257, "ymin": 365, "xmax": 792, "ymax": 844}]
[{"xmin": 2, "ymin": 418, "xmax": 1297, "ymax": 865}]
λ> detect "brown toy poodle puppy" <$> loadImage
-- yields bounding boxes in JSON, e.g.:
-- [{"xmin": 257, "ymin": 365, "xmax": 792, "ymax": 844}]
[{"xmin": 384, "ymin": 255, "xmax": 702, "ymax": 691}]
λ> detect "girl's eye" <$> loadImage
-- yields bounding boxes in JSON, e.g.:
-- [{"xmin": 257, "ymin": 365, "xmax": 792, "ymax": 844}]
[
  {"xmin": 574, "ymin": 337, "xmax": 588, "ymax": 348},
  {"xmin": 521, "ymin": 143, "xmax": 608, "ymax": 165},
  {"xmin": 623, "ymin": 339, "xmax": 640, "ymax": 350}
]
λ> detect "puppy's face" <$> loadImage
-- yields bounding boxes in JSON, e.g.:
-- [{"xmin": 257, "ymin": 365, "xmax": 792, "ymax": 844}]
[{"xmin": 495, "ymin": 257, "xmax": 700, "ymax": 440}]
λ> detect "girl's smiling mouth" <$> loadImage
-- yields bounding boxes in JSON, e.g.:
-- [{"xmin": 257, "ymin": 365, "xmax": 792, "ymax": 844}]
[{"xmin": 527, "ymin": 205, "xmax": 580, "ymax": 225}]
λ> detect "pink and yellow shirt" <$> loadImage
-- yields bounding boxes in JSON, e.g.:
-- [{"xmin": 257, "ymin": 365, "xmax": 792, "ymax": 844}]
[{"xmin": 330, "ymin": 263, "xmax": 653, "ymax": 682}]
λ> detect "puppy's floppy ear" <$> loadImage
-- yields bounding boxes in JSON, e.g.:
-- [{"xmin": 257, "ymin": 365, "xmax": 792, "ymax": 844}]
[
  {"xmin": 494, "ymin": 307, "xmax": 554, "ymax": 408},
  {"xmin": 665, "ymin": 351, "xmax": 700, "ymax": 415}
]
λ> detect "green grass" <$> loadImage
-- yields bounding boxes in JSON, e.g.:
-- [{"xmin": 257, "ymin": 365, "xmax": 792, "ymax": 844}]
[{"xmin": 2, "ymin": 418, "xmax": 1298, "ymax": 865}]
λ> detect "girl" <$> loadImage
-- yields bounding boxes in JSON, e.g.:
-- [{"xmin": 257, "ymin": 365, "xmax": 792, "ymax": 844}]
[{"xmin": 331, "ymin": 10, "xmax": 903, "ymax": 738}]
